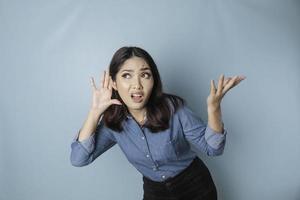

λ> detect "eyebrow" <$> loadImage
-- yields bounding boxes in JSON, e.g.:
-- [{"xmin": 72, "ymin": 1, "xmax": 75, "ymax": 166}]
[{"xmin": 121, "ymin": 67, "xmax": 151, "ymax": 72}]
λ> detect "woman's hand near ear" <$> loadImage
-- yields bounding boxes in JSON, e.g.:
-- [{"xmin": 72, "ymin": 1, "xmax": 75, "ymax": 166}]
[
  {"xmin": 89, "ymin": 69, "xmax": 122, "ymax": 115},
  {"xmin": 76, "ymin": 69, "xmax": 122, "ymax": 142}
]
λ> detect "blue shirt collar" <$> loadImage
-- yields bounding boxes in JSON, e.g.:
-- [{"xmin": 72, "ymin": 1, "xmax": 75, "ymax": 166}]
[
  {"xmin": 124, "ymin": 109, "xmax": 133, "ymax": 119},
  {"xmin": 125, "ymin": 113, "xmax": 133, "ymax": 119},
  {"xmin": 124, "ymin": 110, "xmax": 147, "ymax": 122}
]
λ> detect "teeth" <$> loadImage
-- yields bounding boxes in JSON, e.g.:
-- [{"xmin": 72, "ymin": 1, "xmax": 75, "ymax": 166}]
[{"xmin": 132, "ymin": 94, "xmax": 142, "ymax": 97}]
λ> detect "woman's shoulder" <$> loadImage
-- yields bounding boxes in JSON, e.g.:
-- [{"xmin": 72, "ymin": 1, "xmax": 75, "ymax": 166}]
[{"xmin": 163, "ymin": 93, "xmax": 186, "ymax": 115}]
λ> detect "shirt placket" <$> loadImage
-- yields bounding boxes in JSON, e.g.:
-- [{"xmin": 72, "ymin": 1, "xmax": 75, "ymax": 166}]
[
  {"xmin": 130, "ymin": 115, "xmax": 160, "ymax": 173},
  {"xmin": 128, "ymin": 113, "xmax": 173, "ymax": 180}
]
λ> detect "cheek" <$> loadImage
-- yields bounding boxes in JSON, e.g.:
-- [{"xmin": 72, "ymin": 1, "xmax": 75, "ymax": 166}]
[
  {"xmin": 146, "ymin": 80, "xmax": 154, "ymax": 91},
  {"xmin": 116, "ymin": 79, "xmax": 128, "ymax": 89},
  {"xmin": 116, "ymin": 82, "xmax": 130, "ymax": 95}
]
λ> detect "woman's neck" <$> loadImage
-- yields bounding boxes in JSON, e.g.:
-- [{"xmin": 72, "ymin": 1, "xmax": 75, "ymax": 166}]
[{"xmin": 129, "ymin": 108, "xmax": 147, "ymax": 124}]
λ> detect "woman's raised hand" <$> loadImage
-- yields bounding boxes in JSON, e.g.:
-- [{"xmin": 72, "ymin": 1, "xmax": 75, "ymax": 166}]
[
  {"xmin": 89, "ymin": 69, "xmax": 122, "ymax": 114},
  {"xmin": 207, "ymin": 74, "xmax": 246, "ymax": 109}
]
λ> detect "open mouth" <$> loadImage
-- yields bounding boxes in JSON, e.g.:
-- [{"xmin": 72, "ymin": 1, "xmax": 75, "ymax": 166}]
[{"xmin": 131, "ymin": 93, "xmax": 144, "ymax": 103}]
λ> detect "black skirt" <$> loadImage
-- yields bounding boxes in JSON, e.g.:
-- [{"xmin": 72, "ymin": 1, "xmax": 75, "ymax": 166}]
[{"xmin": 142, "ymin": 156, "xmax": 217, "ymax": 200}]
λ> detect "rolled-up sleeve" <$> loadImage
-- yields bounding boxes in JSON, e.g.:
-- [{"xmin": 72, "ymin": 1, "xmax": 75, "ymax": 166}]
[
  {"xmin": 72, "ymin": 130, "xmax": 96, "ymax": 154},
  {"xmin": 70, "ymin": 119, "xmax": 117, "ymax": 167},
  {"xmin": 177, "ymin": 104, "xmax": 227, "ymax": 156}
]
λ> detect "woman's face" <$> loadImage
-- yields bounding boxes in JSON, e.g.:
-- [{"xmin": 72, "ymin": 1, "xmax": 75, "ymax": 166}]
[{"xmin": 112, "ymin": 56, "xmax": 154, "ymax": 114}]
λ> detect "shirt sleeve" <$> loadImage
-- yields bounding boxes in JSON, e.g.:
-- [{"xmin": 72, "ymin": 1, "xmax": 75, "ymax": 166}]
[
  {"xmin": 176, "ymin": 104, "xmax": 228, "ymax": 156},
  {"xmin": 70, "ymin": 118, "xmax": 117, "ymax": 167}
]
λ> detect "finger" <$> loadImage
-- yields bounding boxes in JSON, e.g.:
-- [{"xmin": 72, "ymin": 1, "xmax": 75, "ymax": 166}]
[
  {"xmin": 236, "ymin": 75, "xmax": 247, "ymax": 84},
  {"xmin": 90, "ymin": 76, "xmax": 97, "ymax": 90},
  {"xmin": 231, "ymin": 75, "xmax": 245, "ymax": 87},
  {"xmin": 217, "ymin": 74, "xmax": 224, "ymax": 95},
  {"xmin": 104, "ymin": 69, "xmax": 109, "ymax": 88},
  {"xmin": 110, "ymin": 99, "xmax": 122, "ymax": 105},
  {"xmin": 103, "ymin": 70, "xmax": 107, "ymax": 88},
  {"xmin": 223, "ymin": 78, "xmax": 231, "ymax": 86},
  {"xmin": 222, "ymin": 75, "xmax": 246, "ymax": 96},
  {"xmin": 234, "ymin": 77, "xmax": 243, "ymax": 86},
  {"xmin": 222, "ymin": 75, "xmax": 238, "ymax": 95},
  {"xmin": 108, "ymin": 76, "xmax": 112, "ymax": 90},
  {"xmin": 101, "ymin": 70, "xmax": 105, "ymax": 88},
  {"xmin": 210, "ymin": 79, "xmax": 216, "ymax": 94},
  {"xmin": 240, "ymin": 75, "xmax": 247, "ymax": 80}
]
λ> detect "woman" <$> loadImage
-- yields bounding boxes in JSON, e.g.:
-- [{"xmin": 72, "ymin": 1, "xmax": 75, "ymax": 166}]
[{"xmin": 70, "ymin": 46, "xmax": 246, "ymax": 200}]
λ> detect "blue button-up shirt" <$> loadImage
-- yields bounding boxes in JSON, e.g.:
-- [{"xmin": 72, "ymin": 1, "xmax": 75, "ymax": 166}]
[{"xmin": 70, "ymin": 104, "xmax": 227, "ymax": 182}]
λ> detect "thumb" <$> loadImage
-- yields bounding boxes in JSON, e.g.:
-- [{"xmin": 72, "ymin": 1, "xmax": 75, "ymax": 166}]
[
  {"xmin": 210, "ymin": 80, "xmax": 216, "ymax": 94},
  {"xmin": 110, "ymin": 99, "xmax": 122, "ymax": 105}
]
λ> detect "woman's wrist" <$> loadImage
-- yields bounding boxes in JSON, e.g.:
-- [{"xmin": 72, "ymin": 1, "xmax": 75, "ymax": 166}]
[{"xmin": 88, "ymin": 108, "xmax": 103, "ymax": 122}]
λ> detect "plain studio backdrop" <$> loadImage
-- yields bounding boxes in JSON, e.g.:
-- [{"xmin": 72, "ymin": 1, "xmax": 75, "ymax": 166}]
[{"xmin": 1, "ymin": 0, "xmax": 299, "ymax": 199}]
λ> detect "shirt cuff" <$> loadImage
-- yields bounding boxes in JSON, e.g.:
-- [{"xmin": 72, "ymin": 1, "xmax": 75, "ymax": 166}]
[
  {"xmin": 205, "ymin": 123, "xmax": 227, "ymax": 150},
  {"xmin": 72, "ymin": 129, "xmax": 96, "ymax": 154}
]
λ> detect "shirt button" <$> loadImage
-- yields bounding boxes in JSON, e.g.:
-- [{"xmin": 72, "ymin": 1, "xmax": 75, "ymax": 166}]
[
  {"xmin": 141, "ymin": 136, "xmax": 145, "ymax": 140},
  {"xmin": 162, "ymin": 175, "xmax": 166, "ymax": 179},
  {"xmin": 146, "ymin": 154, "xmax": 150, "ymax": 158},
  {"xmin": 152, "ymin": 166, "xmax": 158, "ymax": 171}
]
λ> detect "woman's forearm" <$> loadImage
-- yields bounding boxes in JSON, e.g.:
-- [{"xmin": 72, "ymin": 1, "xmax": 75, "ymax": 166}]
[
  {"xmin": 207, "ymin": 105, "xmax": 224, "ymax": 134},
  {"xmin": 78, "ymin": 109, "xmax": 103, "ymax": 142}
]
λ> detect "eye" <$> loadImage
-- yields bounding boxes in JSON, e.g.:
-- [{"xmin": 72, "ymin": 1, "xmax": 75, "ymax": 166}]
[
  {"xmin": 142, "ymin": 72, "xmax": 152, "ymax": 79},
  {"xmin": 121, "ymin": 73, "xmax": 131, "ymax": 79}
]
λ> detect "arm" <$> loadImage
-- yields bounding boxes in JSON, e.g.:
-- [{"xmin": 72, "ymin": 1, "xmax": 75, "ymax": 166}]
[
  {"xmin": 205, "ymin": 74, "xmax": 246, "ymax": 133},
  {"xmin": 77, "ymin": 109, "xmax": 103, "ymax": 142},
  {"xmin": 70, "ymin": 69, "xmax": 122, "ymax": 167},
  {"xmin": 207, "ymin": 105, "xmax": 224, "ymax": 134},
  {"xmin": 70, "ymin": 110, "xmax": 116, "ymax": 167},
  {"xmin": 178, "ymin": 104, "xmax": 227, "ymax": 156}
]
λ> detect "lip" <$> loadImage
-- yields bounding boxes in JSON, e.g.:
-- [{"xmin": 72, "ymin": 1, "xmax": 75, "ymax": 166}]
[
  {"xmin": 130, "ymin": 91, "xmax": 144, "ymax": 103},
  {"xmin": 130, "ymin": 91, "xmax": 144, "ymax": 96}
]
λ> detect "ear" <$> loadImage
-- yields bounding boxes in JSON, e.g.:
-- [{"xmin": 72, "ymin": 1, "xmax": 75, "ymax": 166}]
[{"xmin": 112, "ymin": 80, "xmax": 117, "ymax": 91}]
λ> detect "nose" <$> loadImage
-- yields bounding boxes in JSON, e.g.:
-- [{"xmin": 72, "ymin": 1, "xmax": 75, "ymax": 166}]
[{"xmin": 132, "ymin": 76, "xmax": 142, "ymax": 89}]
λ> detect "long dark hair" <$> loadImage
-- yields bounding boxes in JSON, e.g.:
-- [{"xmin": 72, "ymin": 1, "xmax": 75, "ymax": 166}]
[{"xmin": 103, "ymin": 46, "xmax": 186, "ymax": 133}]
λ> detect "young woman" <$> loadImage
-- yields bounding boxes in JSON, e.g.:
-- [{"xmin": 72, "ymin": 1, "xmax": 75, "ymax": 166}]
[{"xmin": 70, "ymin": 46, "xmax": 246, "ymax": 200}]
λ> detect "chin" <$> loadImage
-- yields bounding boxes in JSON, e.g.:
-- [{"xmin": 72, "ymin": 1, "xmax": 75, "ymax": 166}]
[
  {"xmin": 129, "ymin": 104, "xmax": 145, "ymax": 109},
  {"xmin": 126, "ymin": 102, "xmax": 147, "ymax": 110},
  {"xmin": 123, "ymin": 97, "xmax": 149, "ymax": 110}
]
